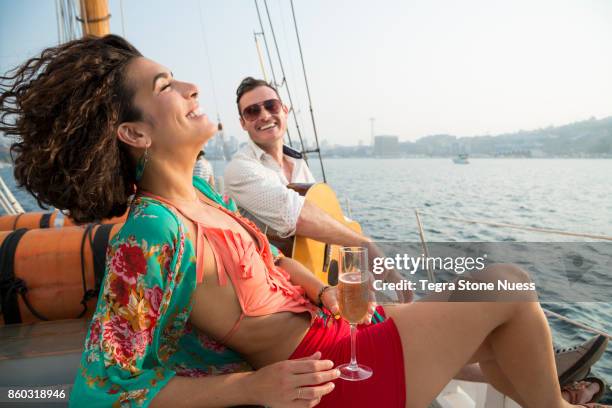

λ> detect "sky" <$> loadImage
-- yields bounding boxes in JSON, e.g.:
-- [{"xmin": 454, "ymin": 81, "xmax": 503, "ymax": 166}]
[{"xmin": 1, "ymin": 0, "xmax": 612, "ymax": 146}]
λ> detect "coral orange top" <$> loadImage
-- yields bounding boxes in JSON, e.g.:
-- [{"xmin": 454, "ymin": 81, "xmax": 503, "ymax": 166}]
[{"xmin": 140, "ymin": 191, "xmax": 318, "ymax": 343}]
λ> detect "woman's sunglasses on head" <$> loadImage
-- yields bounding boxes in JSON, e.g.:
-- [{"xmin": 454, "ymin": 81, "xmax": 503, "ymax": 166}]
[{"xmin": 241, "ymin": 99, "xmax": 282, "ymax": 121}]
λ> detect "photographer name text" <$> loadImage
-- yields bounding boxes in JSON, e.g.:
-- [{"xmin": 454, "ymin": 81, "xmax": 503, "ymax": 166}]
[{"xmin": 374, "ymin": 279, "xmax": 536, "ymax": 292}]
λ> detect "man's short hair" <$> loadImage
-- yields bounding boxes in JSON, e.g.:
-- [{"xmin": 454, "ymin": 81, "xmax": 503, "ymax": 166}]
[{"xmin": 235, "ymin": 77, "xmax": 281, "ymax": 115}]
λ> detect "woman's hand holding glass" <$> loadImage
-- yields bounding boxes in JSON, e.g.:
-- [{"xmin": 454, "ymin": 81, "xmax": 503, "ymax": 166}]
[
  {"xmin": 364, "ymin": 241, "xmax": 413, "ymax": 303},
  {"xmin": 319, "ymin": 280, "xmax": 377, "ymax": 325}
]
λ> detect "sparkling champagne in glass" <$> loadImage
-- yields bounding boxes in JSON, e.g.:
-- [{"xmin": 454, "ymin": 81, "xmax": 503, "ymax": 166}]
[{"xmin": 337, "ymin": 246, "xmax": 373, "ymax": 381}]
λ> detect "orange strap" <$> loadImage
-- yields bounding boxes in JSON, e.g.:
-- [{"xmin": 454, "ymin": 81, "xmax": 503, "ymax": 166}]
[{"xmin": 219, "ymin": 313, "xmax": 245, "ymax": 344}]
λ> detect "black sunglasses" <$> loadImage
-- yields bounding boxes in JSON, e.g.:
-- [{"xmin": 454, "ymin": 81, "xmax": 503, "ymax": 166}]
[{"xmin": 241, "ymin": 99, "xmax": 282, "ymax": 122}]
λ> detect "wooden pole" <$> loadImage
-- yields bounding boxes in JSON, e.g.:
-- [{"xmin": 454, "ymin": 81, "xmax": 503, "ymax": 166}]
[{"xmin": 79, "ymin": 0, "xmax": 110, "ymax": 37}]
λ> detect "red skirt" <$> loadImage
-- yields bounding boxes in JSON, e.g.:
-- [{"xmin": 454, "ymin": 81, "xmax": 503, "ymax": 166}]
[{"xmin": 289, "ymin": 306, "xmax": 406, "ymax": 408}]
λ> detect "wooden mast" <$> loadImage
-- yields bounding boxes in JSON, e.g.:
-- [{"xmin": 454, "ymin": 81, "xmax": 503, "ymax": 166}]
[{"xmin": 78, "ymin": 0, "xmax": 111, "ymax": 37}]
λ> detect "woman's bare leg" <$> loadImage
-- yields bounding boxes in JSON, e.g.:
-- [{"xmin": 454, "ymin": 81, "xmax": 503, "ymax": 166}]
[
  {"xmin": 458, "ymin": 346, "xmax": 527, "ymax": 406},
  {"xmin": 383, "ymin": 265, "xmax": 572, "ymax": 408},
  {"xmin": 478, "ymin": 359, "xmax": 526, "ymax": 406}
]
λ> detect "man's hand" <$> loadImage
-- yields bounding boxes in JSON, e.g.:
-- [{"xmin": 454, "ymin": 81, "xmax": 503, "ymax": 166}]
[
  {"xmin": 383, "ymin": 268, "xmax": 414, "ymax": 303},
  {"xmin": 364, "ymin": 241, "xmax": 413, "ymax": 303},
  {"xmin": 248, "ymin": 351, "xmax": 339, "ymax": 407}
]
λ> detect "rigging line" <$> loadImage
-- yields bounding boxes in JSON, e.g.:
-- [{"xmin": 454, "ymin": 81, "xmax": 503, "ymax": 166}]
[
  {"xmin": 119, "ymin": 0, "xmax": 126, "ymax": 37},
  {"xmin": 71, "ymin": 0, "xmax": 83, "ymax": 39},
  {"xmin": 59, "ymin": 0, "xmax": 67, "ymax": 42},
  {"xmin": 254, "ymin": 0, "xmax": 278, "ymax": 85},
  {"xmin": 71, "ymin": 0, "xmax": 79, "ymax": 39},
  {"xmin": 262, "ymin": 0, "xmax": 306, "ymax": 156},
  {"xmin": 63, "ymin": 0, "xmax": 71, "ymax": 40},
  {"xmin": 402, "ymin": 207, "xmax": 610, "ymax": 339},
  {"xmin": 196, "ymin": 0, "xmax": 220, "ymax": 119},
  {"xmin": 72, "ymin": 0, "xmax": 79, "ymax": 38},
  {"xmin": 289, "ymin": 0, "xmax": 326, "ymax": 182},
  {"xmin": 65, "ymin": 0, "xmax": 72, "ymax": 40},
  {"xmin": 55, "ymin": 0, "xmax": 62, "ymax": 44},
  {"xmin": 346, "ymin": 202, "xmax": 612, "ymax": 241},
  {"xmin": 278, "ymin": 0, "xmax": 308, "ymax": 158},
  {"xmin": 253, "ymin": 33, "xmax": 269, "ymax": 83},
  {"xmin": 79, "ymin": 0, "xmax": 90, "ymax": 37},
  {"xmin": 277, "ymin": 0, "xmax": 303, "ymax": 111},
  {"xmin": 254, "ymin": 0, "xmax": 293, "ymax": 148},
  {"xmin": 418, "ymin": 211, "xmax": 612, "ymax": 241}
]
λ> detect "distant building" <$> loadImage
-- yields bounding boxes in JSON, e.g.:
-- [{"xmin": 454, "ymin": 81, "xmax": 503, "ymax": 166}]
[
  {"xmin": 223, "ymin": 135, "xmax": 239, "ymax": 160},
  {"xmin": 374, "ymin": 135, "xmax": 399, "ymax": 157}
]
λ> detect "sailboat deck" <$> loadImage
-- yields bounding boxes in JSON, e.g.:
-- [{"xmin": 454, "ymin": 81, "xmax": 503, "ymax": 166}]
[{"xmin": 0, "ymin": 319, "xmax": 87, "ymax": 387}]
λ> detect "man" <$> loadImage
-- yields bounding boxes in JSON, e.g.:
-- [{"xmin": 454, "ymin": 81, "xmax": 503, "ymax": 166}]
[
  {"xmin": 224, "ymin": 77, "xmax": 608, "ymax": 397},
  {"xmin": 224, "ymin": 77, "xmax": 409, "ymax": 295},
  {"xmin": 225, "ymin": 79, "xmax": 375, "ymax": 249}
]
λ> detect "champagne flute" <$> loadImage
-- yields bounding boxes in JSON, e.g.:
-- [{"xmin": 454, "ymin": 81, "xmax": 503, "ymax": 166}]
[{"xmin": 337, "ymin": 246, "xmax": 373, "ymax": 381}]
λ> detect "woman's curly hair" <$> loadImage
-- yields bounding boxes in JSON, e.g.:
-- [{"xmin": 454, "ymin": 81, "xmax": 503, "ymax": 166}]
[{"xmin": 0, "ymin": 34, "xmax": 143, "ymax": 223}]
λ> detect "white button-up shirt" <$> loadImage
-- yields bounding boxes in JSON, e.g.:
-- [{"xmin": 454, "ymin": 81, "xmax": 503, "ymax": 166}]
[{"xmin": 224, "ymin": 140, "xmax": 315, "ymax": 238}]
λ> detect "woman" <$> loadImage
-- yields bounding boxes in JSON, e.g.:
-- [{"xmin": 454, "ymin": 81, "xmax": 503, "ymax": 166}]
[
  {"xmin": 194, "ymin": 149, "xmax": 215, "ymax": 187},
  {"xmin": 0, "ymin": 35, "xmax": 606, "ymax": 408}
]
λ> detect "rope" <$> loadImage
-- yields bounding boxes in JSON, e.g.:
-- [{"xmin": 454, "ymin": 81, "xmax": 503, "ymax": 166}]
[
  {"xmin": 254, "ymin": 0, "xmax": 279, "ymax": 85},
  {"xmin": 58, "ymin": 0, "xmax": 66, "ymax": 42},
  {"xmin": 76, "ymin": 14, "xmax": 111, "ymax": 24},
  {"xmin": 253, "ymin": 33, "xmax": 269, "ymax": 82},
  {"xmin": 78, "ymin": 0, "xmax": 89, "ymax": 36},
  {"xmin": 414, "ymin": 209, "xmax": 612, "ymax": 338},
  {"xmin": 418, "ymin": 211, "xmax": 612, "ymax": 241},
  {"xmin": 11, "ymin": 213, "xmax": 23, "ymax": 230},
  {"xmin": 119, "ymin": 0, "xmax": 127, "ymax": 37},
  {"xmin": 55, "ymin": 0, "xmax": 62, "ymax": 44},
  {"xmin": 262, "ymin": 0, "xmax": 307, "ymax": 155},
  {"xmin": 343, "ymin": 201, "xmax": 612, "ymax": 337},
  {"xmin": 253, "ymin": 0, "xmax": 294, "ymax": 148},
  {"xmin": 68, "ymin": 0, "xmax": 82, "ymax": 40},
  {"xmin": 289, "ymin": 0, "xmax": 326, "ymax": 182}
]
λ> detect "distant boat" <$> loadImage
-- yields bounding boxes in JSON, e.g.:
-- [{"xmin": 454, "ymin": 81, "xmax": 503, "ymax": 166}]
[
  {"xmin": 453, "ymin": 154, "xmax": 469, "ymax": 164},
  {"xmin": 2, "ymin": 3, "xmax": 610, "ymax": 408}
]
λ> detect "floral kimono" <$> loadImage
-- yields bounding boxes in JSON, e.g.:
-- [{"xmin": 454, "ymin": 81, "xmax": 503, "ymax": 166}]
[{"xmin": 70, "ymin": 177, "xmax": 268, "ymax": 407}]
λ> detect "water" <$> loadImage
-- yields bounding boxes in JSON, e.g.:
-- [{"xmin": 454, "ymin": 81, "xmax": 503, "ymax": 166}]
[{"xmin": 2, "ymin": 158, "xmax": 612, "ymax": 400}]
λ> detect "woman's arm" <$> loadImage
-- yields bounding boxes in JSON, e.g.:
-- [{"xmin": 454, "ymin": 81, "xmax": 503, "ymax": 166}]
[
  {"xmin": 277, "ymin": 257, "xmax": 327, "ymax": 306},
  {"xmin": 151, "ymin": 352, "xmax": 339, "ymax": 408},
  {"xmin": 278, "ymin": 257, "xmax": 377, "ymax": 324}
]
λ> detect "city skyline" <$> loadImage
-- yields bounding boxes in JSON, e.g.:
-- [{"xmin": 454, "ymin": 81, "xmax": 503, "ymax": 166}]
[{"xmin": 2, "ymin": 0, "xmax": 612, "ymax": 146}]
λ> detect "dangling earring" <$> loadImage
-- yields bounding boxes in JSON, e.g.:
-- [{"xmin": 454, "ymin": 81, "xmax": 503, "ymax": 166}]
[{"xmin": 135, "ymin": 145, "xmax": 149, "ymax": 182}]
